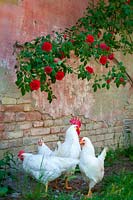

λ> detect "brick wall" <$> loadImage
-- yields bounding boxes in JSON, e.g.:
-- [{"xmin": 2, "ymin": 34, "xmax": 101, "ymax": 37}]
[
  {"xmin": 0, "ymin": 93, "xmax": 132, "ymax": 158},
  {"xmin": 0, "ymin": 0, "xmax": 133, "ymax": 158}
]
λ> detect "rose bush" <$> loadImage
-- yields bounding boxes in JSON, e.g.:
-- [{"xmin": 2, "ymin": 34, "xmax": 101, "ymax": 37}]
[{"xmin": 15, "ymin": 0, "xmax": 133, "ymax": 102}]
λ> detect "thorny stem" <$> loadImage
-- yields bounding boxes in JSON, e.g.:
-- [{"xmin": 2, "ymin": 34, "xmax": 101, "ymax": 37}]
[{"xmin": 113, "ymin": 58, "xmax": 133, "ymax": 87}]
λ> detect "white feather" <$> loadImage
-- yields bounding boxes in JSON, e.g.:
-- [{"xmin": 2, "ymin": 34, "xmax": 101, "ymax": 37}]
[
  {"xmin": 54, "ymin": 125, "xmax": 81, "ymax": 159},
  {"xmin": 22, "ymin": 153, "xmax": 79, "ymax": 185},
  {"xmin": 79, "ymin": 137, "xmax": 107, "ymax": 191}
]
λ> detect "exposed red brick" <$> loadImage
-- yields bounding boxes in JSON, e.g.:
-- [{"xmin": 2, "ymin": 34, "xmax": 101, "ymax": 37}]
[
  {"xmin": 8, "ymin": 138, "xmax": 23, "ymax": 148},
  {"xmin": 4, "ymin": 105, "xmax": 24, "ymax": 112},
  {"xmin": 33, "ymin": 121, "xmax": 44, "ymax": 127},
  {"xmin": 31, "ymin": 127, "xmax": 50, "ymax": 135},
  {"xmin": 43, "ymin": 120, "xmax": 54, "ymax": 127},
  {"xmin": 0, "ymin": 131, "xmax": 3, "ymax": 139},
  {"xmin": 0, "ymin": 141, "xmax": 9, "ymax": 149},
  {"xmin": 26, "ymin": 111, "xmax": 42, "ymax": 121},
  {"xmin": 4, "ymin": 112, "xmax": 15, "ymax": 122},
  {"xmin": 5, "ymin": 130, "xmax": 23, "ymax": 139},
  {"xmin": 0, "ymin": 123, "xmax": 4, "ymax": 131},
  {"xmin": 42, "ymin": 114, "xmax": 52, "ymax": 120},
  {"xmin": 50, "ymin": 127, "xmax": 61, "ymax": 134},
  {"xmin": 4, "ymin": 123, "xmax": 16, "ymax": 131},
  {"xmin": 0, "ymin": 112, "xmax": 4, "ymax": 122},
  {"xmin": 101, "ymin": 122, "xmax": 108, "ymax": 128},
  {"xmin": 16, "ymin": 112, "xmax": 26, "ymax": 122},
  {"xmin": 17, "ymin": 122, "xmax": 32, "ymax": 130},
  {"xmin": 23, "ymin": 129, "xmax": 31, "ymax": 137},
  {"xmin": 0, "ymin": 105, "xmax": 5, "ymax": 112}
]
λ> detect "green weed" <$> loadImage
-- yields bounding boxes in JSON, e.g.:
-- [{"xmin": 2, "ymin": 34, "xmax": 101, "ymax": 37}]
[
  {"xmin": 90, "ymin": 170, "xmax": 133, "ymax": 200},
  {"xmin": 0, "ymin": 151, "xmax": 17, "ymax": 197},
  {"xmin": 105, "ymin": 146, "xmax": 133, "ymax": 166}
]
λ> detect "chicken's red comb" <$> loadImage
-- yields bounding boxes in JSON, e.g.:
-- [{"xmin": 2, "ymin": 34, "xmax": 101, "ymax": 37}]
[
  {"xmin": 69, "ymin": 117, "xmax": 81, "ymax": 127},
  {"xmin": 18, "ymin": 150, "xmax": 25, "ymax": 156}
]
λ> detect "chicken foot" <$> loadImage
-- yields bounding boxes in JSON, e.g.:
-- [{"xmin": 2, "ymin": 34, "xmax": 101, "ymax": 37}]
[
  {"xmin": 85, "ymin": 189, "xmax": 92, "ymax": 198},
  {"xmin": 85, "ymin": 180, "xmax": 95, "ymax": 197}
]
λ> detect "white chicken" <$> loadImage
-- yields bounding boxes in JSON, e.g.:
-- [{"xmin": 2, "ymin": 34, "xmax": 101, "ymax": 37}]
[
  {"xmin": 54, "ymin": 125, "xmax": 81, "ymax": 158},
  {"xmin": 37, "ymin": 117, "xmax": 81, "ymax": 159},
  {"xmin": 53, "ymin": 124, "xmax": 81, "ymax": 189},
  {"xmin": 37, "ymin": 138, "xmax": 53, "ymax": 156},
  {"xmin": 36, "ymin": 117, "xmax": 81, "ymax": 189},
  {"xmin": 18, "ymin": 150, "xmax": 79, "ymax": 192},
  {"xmin": 79, "ymin": 137, "xmax": 107, "ymax": 198}
]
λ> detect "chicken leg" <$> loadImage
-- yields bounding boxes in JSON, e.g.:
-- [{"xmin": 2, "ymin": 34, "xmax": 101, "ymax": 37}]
[
  {"xmin": 65, "ymin": 177, "xmax": 72, "ymax": 190},
  {"xmin": 85, "ymin": 180, "xmax": 95, "ymax": 197},
  {"xmin": 45, "ymin": 182, "xmax": 48, "ymax": 193}
]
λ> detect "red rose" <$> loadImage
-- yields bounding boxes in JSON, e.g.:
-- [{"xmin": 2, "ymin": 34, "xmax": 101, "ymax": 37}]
[
  {"xmin": 86, "ymin": 34, "xmax": 94, "ymax": 43},
  {"xmin": 119, "ymin": 77, "xmax": 124, "ymax": 83},
  {"xmin": 98, "ymin": 31, "xmax": 102, "ymax": 38},
  {"xmin": 100, "ymin": 55, "xmax": 107, "ymax": 65},
  {"xmin": 108, "ymin": 53, "xmax": 114, "ymax": 60},
  {"xmin": 106, "ymin": 79, "xmax": 111, "ymax": 84},
  {"xmin": 106, "ymin": 46, "xmax": 110, "ymax": 51},
  {"xmin": 110, "ymin": 31, "xmax": 115, "ymax": 35},
  {"xmin": 55, "ymin": 71, "xmax": 65, "ymax": 80},
  {"xmin": 42, "ymin": 42, "xmax": 52, "ymax": 52},
  {"xmin": 100, "ymin": 43, "xmax": 107, "ymax": 50},
  {"xmin": 44, "ymin": 66, "xmax": 53, "ymax": 74},
  {"xmin": 63, "ymin": 34, "xmax": 67, "ymax": 39},
  {"xmin": 70, "ymin": 39, "xmax": 75, "ymax": 43},
  {"xmin": 54, "ymin": 58, "xmax": 60, "ymax": 63},
  {"xmin": 59, "ymin": 51, "xmax": 65, "ymax": 60},
  {"xmin": 126, "ymin": 0, "xmax": 130, "ymax": 4},
  {"xmin": 100, "ymin": 43, "xmax": 110, "ymax": 51},
  {"xmin": 86, "ymin": 66, "xmax": 94, "ymax": 74},
  {"xmin": 30, "ymin": 80, "xmax": 40, "ymax": 91}
]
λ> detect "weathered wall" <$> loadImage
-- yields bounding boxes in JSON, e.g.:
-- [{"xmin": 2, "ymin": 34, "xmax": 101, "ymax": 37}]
[{"xmin": 0, "ymin": 0, "xmax": 133, "ymax": 158}]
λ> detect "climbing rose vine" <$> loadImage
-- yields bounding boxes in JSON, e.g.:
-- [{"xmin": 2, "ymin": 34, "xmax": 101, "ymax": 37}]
[{"xmin": 14, "ymin": 0, "xmax": 133, "ymax": 103}]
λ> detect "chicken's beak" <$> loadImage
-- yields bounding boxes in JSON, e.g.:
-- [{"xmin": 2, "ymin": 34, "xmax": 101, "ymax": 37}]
[{"xmin": 79, "ymin": 138, "xmax": 85, "ymax": 145}]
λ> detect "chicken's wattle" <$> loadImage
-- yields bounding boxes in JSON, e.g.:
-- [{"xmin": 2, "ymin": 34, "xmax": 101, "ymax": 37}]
[
  {"xmin": 18, "ymin": 150, "xmax": 25, "ymax": 161},
  {"xmin": 76, "ymin": 126, "xmax": 80, "ymax": 135}
]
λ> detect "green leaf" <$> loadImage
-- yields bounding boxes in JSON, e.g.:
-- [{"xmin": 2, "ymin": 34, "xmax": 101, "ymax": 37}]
[
  {"xmin": 106, "ymin": 83, "xmax": 110, "ymax": 90},
  {"xmin": 102, "ymin": 83, "xmax": 106, "ymax": 88},
  {"xmin": 92, "ymin": 84, "xmax": 97, "ymax": 92},
  {"xmin": 0, "ymin": 186, "xmax": 8, "ymax": 197},
  {"xmin": 25, "ymin": 84, "xmax": 30, "ymax": 92},
  {"xmin": 40, "ymin": 73, "xmax": 46, "ymax": 82},
  {"xmin": 97, "ymin": 84, "xmax": 101, "ymax": 89},
  {"xmin": 94, "ymin": 86, "xmax": 97, "ymax": 92},
  {"xmin": 21, "ymin": 86, "xmax": 26, "ymax": 96},
  {"xmin": 84, "ymin": 60, "xmax": 87, "ymax": 65}
]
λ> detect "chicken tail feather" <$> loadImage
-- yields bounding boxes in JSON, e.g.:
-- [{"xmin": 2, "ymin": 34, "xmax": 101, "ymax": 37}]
[{"xmin": 98, "ymin": 147, "xmax": 107, "ymax": 161}]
